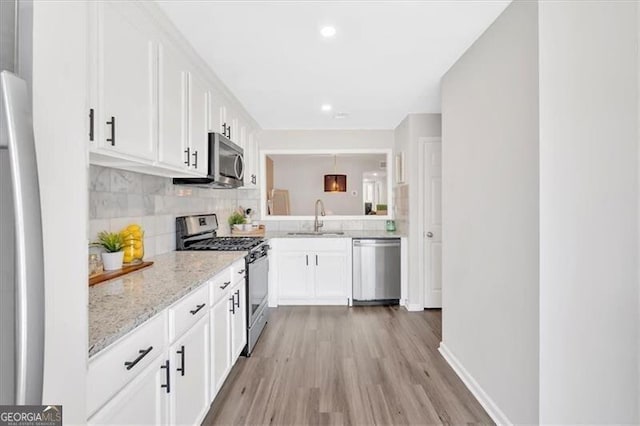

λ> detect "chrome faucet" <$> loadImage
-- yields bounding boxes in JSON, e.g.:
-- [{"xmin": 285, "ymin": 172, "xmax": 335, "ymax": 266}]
[{"xmin": 314, "ymin": 199, "xmax": 326, "ymax": 232}]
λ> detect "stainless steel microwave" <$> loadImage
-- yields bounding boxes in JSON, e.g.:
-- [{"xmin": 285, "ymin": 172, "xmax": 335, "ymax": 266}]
[{"xmin": 173, "ymin": 132, "xmax": 244, "ymax": 188}]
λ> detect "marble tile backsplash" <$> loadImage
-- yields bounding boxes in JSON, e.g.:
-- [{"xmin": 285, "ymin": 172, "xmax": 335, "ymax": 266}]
[
  {"xmin": 89, "ymin": 165, "xmax": 260, "ymax": 257},
  {"xmin": 260, "ymin": 219, "xmax": 388, "ymax": 232}
]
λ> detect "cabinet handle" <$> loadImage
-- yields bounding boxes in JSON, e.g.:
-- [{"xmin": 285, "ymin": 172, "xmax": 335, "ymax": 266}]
[
  {"xmin": 229, "ymin": 296, "xmax": 236, "ymax": 314},
  {"xmin": 251, "ymin": 174, "xmax": 256, "ymax": 185},
  {"xmin": 234, "ymin": 289, "xmax": 240, "ymax": 308},
  {"xmin": 220, "ymin": 281, "xmax": 231, "ymax": 290},
  {"xmin": 192, "ymin": 150, "xmax": 198, "ymax": 168},
  {"xmin": 184, "ymin": 147, "xmax": 190, "ymax": 166},
  {"xmin": 189, "ymin": 303, "xmax": 205, "ymax": 315},
  {"xmin": 316, "ymin": 255, "xmax": 318, "ymax": 266},
  {"xmin": 106, "ymin": 116, "xmax": 115, "ymax": 146},
  {"xmin": 305, "ymin": 255, "xmax": 308, "ymax": 266},
  {"xmin": 89, "ymin": 108, "xmax": 94, "ymax": 141},
  {"xmin": 227, "ymin": 127, "xmax": 231, "ymax": 139},
  {"xmin": 176, "ymin": 345, "xmax": 185, "ymax": 377},
  {"xmin": 222, "ymin": 122, "xmax": 227, "ymax": 135},
  {"xmin": 124, "ymin": 346, "xmax": 153, "ymax": 370},
  {"xmin": 161, "ymin": 360, "xmax": 170, "ymax": 393}
]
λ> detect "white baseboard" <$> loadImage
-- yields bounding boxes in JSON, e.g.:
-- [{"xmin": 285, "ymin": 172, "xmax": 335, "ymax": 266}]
[
  {"xmin": 405, "ymin": 303, "xmax": 424, "ymax": 312},
  {"xmin": 438, "ymin": 342, "xmax": 512, "ymax": 425}
]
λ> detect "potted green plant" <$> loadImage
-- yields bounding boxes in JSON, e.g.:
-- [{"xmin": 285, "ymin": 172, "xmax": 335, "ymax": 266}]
[
  {"xmin": 92, "ymin": 231, "xmax": 125, "ymax": 271},
  {"xmin": 228, "ymin": 211, "xmax": 246, "ymax": 231}
]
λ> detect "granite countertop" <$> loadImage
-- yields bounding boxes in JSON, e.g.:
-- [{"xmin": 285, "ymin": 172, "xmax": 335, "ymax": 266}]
[
  {"xmin": 89, "ymin": 251, "xmax": 245, "ymax": 357},
  {"xmin": 264, "ymin": 230, "xmax": 406, "ymax": 239}
]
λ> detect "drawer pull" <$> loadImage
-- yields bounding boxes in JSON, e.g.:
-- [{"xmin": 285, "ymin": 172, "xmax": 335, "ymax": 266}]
[
  {"xmin": 124, "ymin": 346, "xmax": 153, "ymax": 370},
  {"xmin": 176, "ymin": 345, "xmax": 185, "ymax": 376},
  {"xmin": 234, "ymin": 289, "xmax": 240, "ymax": 308},
  {"xmin": 220, "ymin": 281, "xmax": 231, "ymax": 290},
  {"xmin": 161, "ymin": 360, "xmax": 170, "ymax": 393},
  {"xmin": 189, "ymin": 303, "xmax": 206, "ymax": 315},
  {"xmin": 237, "ymin": 269, "xmax": 245, "ymax": 274}
]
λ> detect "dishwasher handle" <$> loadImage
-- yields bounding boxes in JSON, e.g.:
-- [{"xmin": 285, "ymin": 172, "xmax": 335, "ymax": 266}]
[{"xmin": 353, "ymin": 239, "xmax": 400, "ymax": 248}]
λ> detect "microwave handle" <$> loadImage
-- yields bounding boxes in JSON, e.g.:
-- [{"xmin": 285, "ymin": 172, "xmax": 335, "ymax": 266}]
[{"xmin": 234, "ymin": 154, "xmax": 245, "ymax": 180}]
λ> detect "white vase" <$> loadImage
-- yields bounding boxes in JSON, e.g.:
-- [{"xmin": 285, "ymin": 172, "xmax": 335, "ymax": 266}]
[{"xmin": 102, "ymin": 251, "xmax": 124, "ymax": 271}]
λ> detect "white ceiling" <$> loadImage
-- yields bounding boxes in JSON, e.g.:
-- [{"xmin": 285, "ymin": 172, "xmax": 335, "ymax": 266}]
[{"xmin": 156, "ymin": 1, "xmax": 511, "ymax": 130}]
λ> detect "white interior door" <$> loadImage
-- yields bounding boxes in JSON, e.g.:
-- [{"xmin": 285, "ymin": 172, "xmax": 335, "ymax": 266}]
[{"xmin": 423, "ymin": 141, "xmax": 442, "ymax": 308}]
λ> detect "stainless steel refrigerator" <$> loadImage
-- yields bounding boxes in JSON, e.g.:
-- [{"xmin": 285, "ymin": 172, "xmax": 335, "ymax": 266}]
[{"xmin": 0, "ymin": 0, "xmax": 44, "ymax": 406}]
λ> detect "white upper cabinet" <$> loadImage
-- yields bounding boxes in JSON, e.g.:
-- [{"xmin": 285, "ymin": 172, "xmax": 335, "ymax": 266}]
[
  {"xmin": 219, "ymin": 105, "xmax": 229, "ymax": 139},
  {"xmin": 88, "ymin": 1, "xmax": 259, "ymax": 178},
  {"xmin": 157, "ymin": 41, "xmax": 188, "ymax": 170},
  {"xmin": 187, "ymin": 72, "xmax": 210, "ymax": 176},
  {"xmin": 243, "ymin": 129, "xmax": 259, "ymax": 188},
  {"xmin": 209, "ymin": 90, "xmax": 223, "ymax": 137},
  {"xmin": 157, "ymin": 38, "xmax": 209, "ymax": 177},
  {"xmin": 96, "ymin": 1, "xmax": 156, "ymax": 162}
]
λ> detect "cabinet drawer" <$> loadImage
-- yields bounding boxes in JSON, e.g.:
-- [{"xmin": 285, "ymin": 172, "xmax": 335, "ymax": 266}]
[
  {"xmin": 87, "ymin": 311, "xmax": 167, "ymax": 417},
  {"xmin": 275, "ymin": 237, "xmax": 349, "ymax": 252},
  {"xmin": 209, "ymin": 267, "xmax": 233, "ymax": 304},
  {"xmin": 168, "ymin": 283, "xmax": 209, "ymax": 342},
  {"xmin": 232, "ymin": 258, "xmax": 246, "ymax": 284}
]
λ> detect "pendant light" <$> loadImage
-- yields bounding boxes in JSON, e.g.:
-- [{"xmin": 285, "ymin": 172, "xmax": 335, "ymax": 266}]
[{"xmin": 324, "ymin": 155, "xmax": 347, "ymax": 192}]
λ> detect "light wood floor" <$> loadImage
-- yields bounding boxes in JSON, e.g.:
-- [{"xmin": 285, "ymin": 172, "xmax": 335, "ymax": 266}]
[{"xmin": 203, "ymin": 306, "xmax": 493, "ymax": 425}]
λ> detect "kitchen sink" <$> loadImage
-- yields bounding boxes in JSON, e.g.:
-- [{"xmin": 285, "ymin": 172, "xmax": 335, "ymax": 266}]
[{"xmin": 287, "ymin": 231, "xmax": 345, "ymax": 236}]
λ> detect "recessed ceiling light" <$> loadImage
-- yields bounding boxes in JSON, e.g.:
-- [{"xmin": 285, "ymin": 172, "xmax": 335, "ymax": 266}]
[
  {"xmin": 321, "ymin": 104, "xmax": 332, "ymax": 112},
  {"xmin": 320, "ymin": 26, "xmax": 336, "ymax": 38}
]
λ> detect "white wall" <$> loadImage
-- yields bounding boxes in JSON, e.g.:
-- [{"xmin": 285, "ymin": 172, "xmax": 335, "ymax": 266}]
[
  {"xmin": 538, "ymin": 1, "xmax": 639, "ymax": 423},
  {"xmin": 393, "ymin": 113, "xmax": 441, "ymax": 310},
  {"xmin": 32, "ymin": 1, "xmax": 88, "ymax": 422},
  {"xmin": 259, "ymin": 129, "xmax": 394, "ymax": 151},
  {"xmin": 440, "ymin": 1, "xmax": 540, "ymax": 424},
  {"xmin": 270, "ymin": 154, "xmax": 386, "ymax": 215}
]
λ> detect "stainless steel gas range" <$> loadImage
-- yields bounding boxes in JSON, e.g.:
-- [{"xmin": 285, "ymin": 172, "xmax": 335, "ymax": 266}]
[{"xmin": 175, "ymin": 214, "xmax": 269, "ymax": 356}]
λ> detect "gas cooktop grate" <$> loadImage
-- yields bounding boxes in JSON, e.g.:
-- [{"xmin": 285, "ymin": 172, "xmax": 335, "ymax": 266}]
[{"xmin": 186, "ymin": 237, "xmax": 264, "ymax": 251}]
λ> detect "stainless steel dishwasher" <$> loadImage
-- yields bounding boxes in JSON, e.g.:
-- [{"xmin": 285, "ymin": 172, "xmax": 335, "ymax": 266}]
[{"xmin": 352, "ymin": 238, "xmax": 401, "ymax": 305}]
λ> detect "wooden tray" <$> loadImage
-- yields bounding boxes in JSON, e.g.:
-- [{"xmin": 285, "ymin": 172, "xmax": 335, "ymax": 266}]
[
  {"xmin": 231, "ymin": 225, "xmax": 265, "ymax": 236},
  {"xmin": 89, "ymin": 261, "xmax": 154, "ymax": 286}
]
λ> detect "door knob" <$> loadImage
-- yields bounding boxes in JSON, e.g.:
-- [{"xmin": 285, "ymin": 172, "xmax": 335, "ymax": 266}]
[{"xmin": 426, "ymin": 232, "xmax": 433, "ymax": 238}]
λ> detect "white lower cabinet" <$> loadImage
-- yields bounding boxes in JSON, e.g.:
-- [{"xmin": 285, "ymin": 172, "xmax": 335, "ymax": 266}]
[
  {"xmin": 89, "ymin": 355, "xmax": 169, "ymax": 425},
  {"xmin": 210, "ymin": 270, "xmax": 247, "ymax": 398},
  {"xmin": 230, "ymin": 281, "xmax": 247, "ymax": 361},
  {"xmin": 89, "ymin": 261, "xmax": 248, "ymax": 425},
  {"xmin": 274, "ymin": 238, "xmax": 350, "ymax": 305},
  {"xmin": 277, "ymin": 252, "xmax": 313, "ymax": 299},
  {"xmin": 170, "ymin": 315, "xmax": 210, "ymax": 425},
  {"xmin": 210, "ymin": 293, "xmax": 232, "ymax": 395}
]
